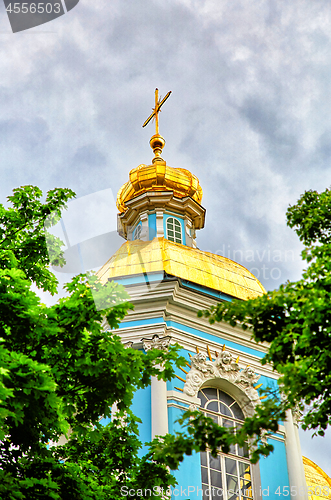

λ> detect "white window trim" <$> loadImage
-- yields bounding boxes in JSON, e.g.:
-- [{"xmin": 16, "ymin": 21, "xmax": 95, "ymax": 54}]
[{"xmin": 166, "ymin": 217, "xmax": 182, "ymax": 244}]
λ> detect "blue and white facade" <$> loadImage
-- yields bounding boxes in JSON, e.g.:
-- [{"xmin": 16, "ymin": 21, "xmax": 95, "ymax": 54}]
[{"xmin": 111, "ymin": 274, "xmax": 307, "ymax": 500}]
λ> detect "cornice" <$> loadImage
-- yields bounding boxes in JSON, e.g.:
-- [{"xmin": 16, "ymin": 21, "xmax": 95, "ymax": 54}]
[
  {"xmin": 122, "ymin": 279, "xmax": 268, "ymax": 356},
  {"xmin": 115, "ymin": 321, "xmax": 275, "ymax": 380},
  {"xmin": 108, "ymin": 278, "xmax": 275, "ymax": 379},
  {"xmin": 118, "ymin": 191, "xmax": 205, "ymax": 229}
]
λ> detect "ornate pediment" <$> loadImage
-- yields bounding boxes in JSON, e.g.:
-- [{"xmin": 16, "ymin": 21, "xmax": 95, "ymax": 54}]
[{"xmin": 181, "ymin": 348, "xmax": 261, "ymax": 411}]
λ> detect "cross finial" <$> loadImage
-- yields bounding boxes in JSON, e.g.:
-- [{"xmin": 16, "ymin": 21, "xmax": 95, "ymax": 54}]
[
  {"xmin": 142, "ymin": 89, "xmax": 171, "ymax": 163},
  {"xmin": 142, "ymin": 88, "xmax": 171, "ymax": 135}
]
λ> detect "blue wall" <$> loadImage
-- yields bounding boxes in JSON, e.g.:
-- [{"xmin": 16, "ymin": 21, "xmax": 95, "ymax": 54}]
[
  {"xmin": 131, "ymin": 385, "xmax": 152, "ymax": 457},
  {"xmin": 168, "ymin": 405, "xmax": 202, "ymax": 499},
  {"xmin": 259, "ymin": 439, "xmax": 290, "ymax": 499},
  {"xmin": 148, "ymin": 213, "xmax": 157, "ymax": 240}
]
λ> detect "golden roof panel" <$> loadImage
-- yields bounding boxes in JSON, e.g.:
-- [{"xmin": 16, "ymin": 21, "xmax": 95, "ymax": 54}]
[
  {"xmin": 97, "ymin": 238, "xmax": 265, "ymax": 300},
  {"xmin": 303, "ymin": 457, "xmax": 331, "ymax": 499},
  {"xmin": 116, "ymin": 162, "xmax": 203, "ymax": 213}
]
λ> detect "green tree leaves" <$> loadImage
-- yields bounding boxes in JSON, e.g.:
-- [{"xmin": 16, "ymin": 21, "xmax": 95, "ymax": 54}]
[
  {"xmin": 0, "ymin": 185, "xmax": 184, "ymax": 499},
  {"xmin": 0, "ymin": 185, "xmax": 75, "ymax": 294},
  {"xmin": 205, "ymin": 187, "xmax": 331, "ymax": 437}
]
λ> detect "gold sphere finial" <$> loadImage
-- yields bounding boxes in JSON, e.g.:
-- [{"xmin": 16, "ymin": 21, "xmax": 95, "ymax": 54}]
[
  {"xmin": 149, "ymin": 134, "xmax": 166, "ymax": 163},
  {"xmin": 142, "ymin": 88, "xmax": 171, "ymax": 163}
]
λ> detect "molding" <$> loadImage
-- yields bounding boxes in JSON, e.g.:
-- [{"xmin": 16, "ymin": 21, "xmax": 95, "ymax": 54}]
[
  {"xmin": 167, "ymin": 390, "xmax": 201, "ymax": 408},
  {"xmin": 268, "ymin": 433, "xmax": 286, "ymax": 443},
  {"xmin": 124, "ymin": 279, "xmax": 269, "ymax": 357},
  {"xmin": 278, "ymin": 424, "xmax": 286, "ymax": 434},
  {"xmin": 117, "ymin": 323, "xmax": 167, "ymax": 346},
  {"xmin": 284, "ymin": 410, "xmax": 308, "ymax": 496},
  {"xmin": 113, "ymin": 280, "xmax": 276, "ymax": 379}
]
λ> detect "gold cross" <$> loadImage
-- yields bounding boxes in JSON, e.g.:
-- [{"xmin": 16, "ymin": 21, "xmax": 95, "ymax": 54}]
[{"xmin": 142, "ymin": 88, "xmax": 171, "ymax": 135}]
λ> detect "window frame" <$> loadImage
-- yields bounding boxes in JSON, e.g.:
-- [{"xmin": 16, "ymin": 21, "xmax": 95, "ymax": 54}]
[
  {"xmin": 199, "ymin": 387, "xmax": 254, "ymax": 500},
  {"xmin": 166, "ymin": 216, "xmax": 182, "ymax": 244},
  {"xmin": 133, "ymin": 223, "xmax": 142, "ymax": 240}
]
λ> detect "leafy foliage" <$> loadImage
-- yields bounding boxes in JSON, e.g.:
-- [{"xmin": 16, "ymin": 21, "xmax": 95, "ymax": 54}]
[
  {"xmin": 0, "ymin": 185, "xmax": 74, "ymax": 294},
  {"xmin": 0, "ymin": 186, "xmax": 185, "ymax": 499},
  {"xmin": 200, "ymin": 187, "xmax": 331, "ymax": 437}
]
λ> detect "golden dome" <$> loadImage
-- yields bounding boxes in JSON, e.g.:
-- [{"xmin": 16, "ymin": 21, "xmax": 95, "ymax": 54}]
[
  {"xmin": 97, "ymin": 237, "xmax": 265, "ymax": 301},
  {"xmin": 303, "ymin": 456, "xmax": 331, "ymax": 499},
  {"xmin": 116, "ymin": 161, "xmax": 203, "ymax": 213}
]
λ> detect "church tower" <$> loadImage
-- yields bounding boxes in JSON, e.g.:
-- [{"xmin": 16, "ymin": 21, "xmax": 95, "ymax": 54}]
[{"xmin": 97, "ymin": 90, "xmax": 308, "ymax": 499}]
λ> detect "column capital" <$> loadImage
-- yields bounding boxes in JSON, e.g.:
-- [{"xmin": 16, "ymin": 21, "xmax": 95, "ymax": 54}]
[{"xmin": 142, "ymin": 334, "xmax": 171, "ymax": 351}]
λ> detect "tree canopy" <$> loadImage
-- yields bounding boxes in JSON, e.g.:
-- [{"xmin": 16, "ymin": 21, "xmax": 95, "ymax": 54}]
[
  {"xmin": 0, "ymin": 186, "xmax": 187, "ymax": 499},
  {"xmin": 198, "ymin": 187, "xmax": 331, "ymax": 437}
]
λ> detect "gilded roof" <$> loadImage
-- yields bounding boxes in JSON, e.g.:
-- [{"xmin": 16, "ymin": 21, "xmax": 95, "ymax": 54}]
[
  {"xmin": 116, "ymin": 162, "xmax": 203, "ymax": 213},
  {"xmin": 303, "ymin": 457, "xmax": 331, "ymax": 499},
  {"xmin": 97, "ymin": 238, "xmax": 265, "ymax": 300}
]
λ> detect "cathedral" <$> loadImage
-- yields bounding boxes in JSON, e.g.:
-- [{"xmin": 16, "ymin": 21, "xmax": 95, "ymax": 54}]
[{"xmin": 96, "ymin": 90, "xmax": 331, "ymax": 499}]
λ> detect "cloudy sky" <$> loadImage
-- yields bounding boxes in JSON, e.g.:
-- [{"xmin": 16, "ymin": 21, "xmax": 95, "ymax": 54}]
[{"xmin": 1, "ymin": 0, "xmax": 331, "ymax": 476}]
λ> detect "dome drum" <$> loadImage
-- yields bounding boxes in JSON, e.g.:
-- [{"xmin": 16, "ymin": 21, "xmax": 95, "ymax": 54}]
[{"xmin": 117, "ymin": 190, "xmax": 206, "ymax": 243}]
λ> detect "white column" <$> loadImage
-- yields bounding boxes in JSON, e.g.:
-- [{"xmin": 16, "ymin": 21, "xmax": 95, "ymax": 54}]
[
  {"xmin": 151, "ymin": 375, "xmax": 169, "ymax": 438},
  {"xmin": 284, "ymin": 410, "xmax": 308, "ymax": 499},
  {"xmin": 142, "ymin": 334, "xmax": 171, "ymax": 439}
]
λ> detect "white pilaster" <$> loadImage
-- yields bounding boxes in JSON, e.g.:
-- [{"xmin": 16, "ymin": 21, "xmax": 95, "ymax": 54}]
[
  {"xmin": 142, "ymin": 334, "xmax": 171, "ymax": 439},
  {"xmin": 140, "ymin": 211, "xmax": 149, "ymax": 241},
  {"xmin": 156, "ymin": 210, "xmax": 164, "ymax": 238},
  {"xmin": 284, "ymin": 410, "xmax": 308, "ymax": 499},
  {"xmin": 151, "ymin": 375, "xmax": 169, "ymax": 438}
]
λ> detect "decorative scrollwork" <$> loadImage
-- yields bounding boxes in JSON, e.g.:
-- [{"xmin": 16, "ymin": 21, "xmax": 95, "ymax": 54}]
[
  {"xmin": 183, "ymin": 349, "xmax": 261, "ymax": 409},
  {"xmin": 142, "ymin": 334, "xmax": 171, "ymax": 351}
]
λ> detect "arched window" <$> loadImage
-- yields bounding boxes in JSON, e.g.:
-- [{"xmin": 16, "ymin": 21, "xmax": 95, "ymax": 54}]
[
  {"xmin": 166, "ymin": 217, "xmax": 182, "ymax": 244},
  {"xmin": 199, "ymin": 387, "xmax": 253, "ymax": 500},
  {"xmin": 133, "ymin": 224, "xmax": 142, "ymax": 240}
]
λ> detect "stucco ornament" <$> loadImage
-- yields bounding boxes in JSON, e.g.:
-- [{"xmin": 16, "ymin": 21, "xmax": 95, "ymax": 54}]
[
  {"xmin": 183, "ymin": 350, "xmax": 261, "ymax": 410},
  {"xmin": 123, "ymin": 341, "xmax": 133, "ymax": 349},
  {"xmin": 142, "ymin": 334, "xmax": 171, "ymax": 351}
]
